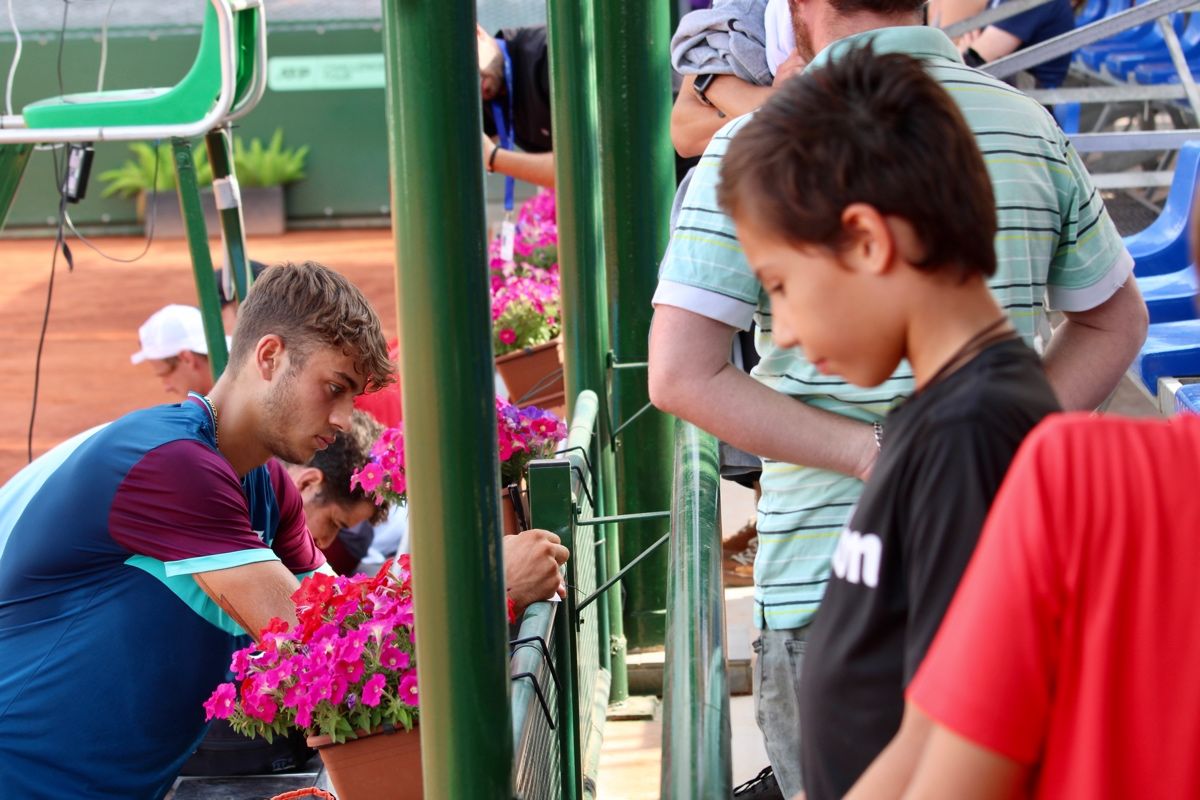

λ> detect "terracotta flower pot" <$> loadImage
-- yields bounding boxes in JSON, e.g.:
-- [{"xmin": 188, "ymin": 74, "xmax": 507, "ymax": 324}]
[
  {"xmin": 495, "ymin": 338, "xmax": 564, "ymax": 407},
  {"xmin": 307, "ymin": 725, "xmax": 422, "ymax": 800}
]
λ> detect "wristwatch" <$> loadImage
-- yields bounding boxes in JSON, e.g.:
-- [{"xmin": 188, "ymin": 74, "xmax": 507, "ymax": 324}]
[{"xmin": 692, "ymin": 74, "xmax": 726, "ymax": 118}]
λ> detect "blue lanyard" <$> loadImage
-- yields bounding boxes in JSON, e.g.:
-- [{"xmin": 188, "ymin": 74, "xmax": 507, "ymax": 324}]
[{"xmin": 489, "ymin": 38, "xmax": 516, "ymax": 213}]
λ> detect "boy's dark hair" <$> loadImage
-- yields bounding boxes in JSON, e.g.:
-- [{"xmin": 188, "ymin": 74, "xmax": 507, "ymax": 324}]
[
  {"xmin": 718, "ymin": 45, "xmax": 997, "ymax": 280},
  {"xmin": 307, "ymin": 411, "xmax": 389, "ymax": 524},
  {"xmin": 230, "ymin": 261, "xmax": 395, "ymax": 391}
]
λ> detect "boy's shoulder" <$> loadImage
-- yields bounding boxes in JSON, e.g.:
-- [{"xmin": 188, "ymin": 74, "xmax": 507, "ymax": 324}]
[{"xmin": 916, "ymin": 339, "xmax": 1057, "ymax": 426}]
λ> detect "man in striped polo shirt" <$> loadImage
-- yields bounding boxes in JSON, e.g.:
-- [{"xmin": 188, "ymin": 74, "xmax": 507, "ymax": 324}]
[{"xmin": 647, "ymin": 2, "xmax": 1148, "ymax": 796}]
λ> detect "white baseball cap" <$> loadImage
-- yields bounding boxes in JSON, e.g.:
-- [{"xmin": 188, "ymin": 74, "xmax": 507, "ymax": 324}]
[{"xmin": 130, "ymin": 304, "xmax": 210, "ymax": 364}]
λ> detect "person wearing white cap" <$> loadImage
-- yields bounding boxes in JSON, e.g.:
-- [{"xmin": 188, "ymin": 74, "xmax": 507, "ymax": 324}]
[{"xmin": 131, "ymin": 304, "xmax": 216, "ymax": 398}]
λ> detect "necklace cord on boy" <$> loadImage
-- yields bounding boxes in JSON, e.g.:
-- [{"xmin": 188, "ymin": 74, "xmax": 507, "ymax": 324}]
[{"xmin": 921, "ymin": 316, "xmax": 1015, "ymax": 392}]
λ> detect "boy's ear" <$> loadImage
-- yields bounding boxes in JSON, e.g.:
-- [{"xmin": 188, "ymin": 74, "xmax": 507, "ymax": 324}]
[
  {"xmin": 291, "ymin": 466, "xmax": 325, "ymax": 497},
  {"xmin": 839, "ymin": 203, "xmax": 895, "ymax": 276}
]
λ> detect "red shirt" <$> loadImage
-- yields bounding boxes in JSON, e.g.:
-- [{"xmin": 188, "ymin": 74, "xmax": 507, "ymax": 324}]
[
  {"xmin": 909, "ymin": 413, "xmax": 1200, "ymax": 799},
  {"xmin": 354, "ymin": 338, "xmax": 402, "ymax": 427}
]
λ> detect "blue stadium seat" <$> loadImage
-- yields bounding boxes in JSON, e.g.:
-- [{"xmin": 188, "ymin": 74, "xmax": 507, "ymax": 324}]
[
  {"xmin": 1077, "ymin": 0, "xmax": 1111, "ymax": 27},
  {"xmin": 1112, "ymin": 12, "xmax": 1200, "ymax": 81},
  {"xmin": 1138, "ymin": 266, "xmax": 1198, "ymax": 323},
  {"xmin": 1175, "ymin": 382, "xmax": 1200, "ymax": 413},
  {"xmin": 1075, "ymin": 1, "xmax": 1168, "ymax": 70},
  {"xmin": 1132, "ymin": 319, "xmax": 1200, "ymax": 391},
  {"xmin": 1124, "ymin": 143, "xmax": 1200, "ymax": 277}
]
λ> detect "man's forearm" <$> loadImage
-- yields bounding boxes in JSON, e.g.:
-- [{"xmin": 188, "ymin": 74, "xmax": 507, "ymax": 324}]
[
  {"xmin": 491, "ymin": 148, "xmax": 555, "ymax": 188},
  {"xmin": 671, "ymin": 75, "xmax": 776, "ymax": 158},
  {"xmin": 654, "ymin": 359, "xmax": 876, "ymax": 480},
  {"xmin": 649, "ymin": 304, "xmax": 878, "ymax": 479},
  {"xmin": 705, "ymin": 74, "xmax": 774, "ymax": 118},
  {"xmin": 671, "ymin": 77, "xmax": 731, "ymax": 158},
  {"xmin": 1042, "ymin": 277, "xmax": 1148, "ymax": 410}
]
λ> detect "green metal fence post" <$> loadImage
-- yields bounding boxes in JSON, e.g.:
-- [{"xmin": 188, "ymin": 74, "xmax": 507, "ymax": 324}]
[
  {"xmin": 593, "ymin": 0, "xmax": 677, "ymax": 651},
  {"xmin": 661, "ymin": 420, "xmax": 732, "ymax": 798},
  {"xmin": 528, "ymin": 458, "xmax": 583, "ymax": 800},
  {"xmin": 171, "ymin": 138, "xmax": 228, "ymax": 380},
  {"xmin": 546, "ymin": 0, "xmax": 629, "ymax": 700},
  {"xmin": 380, "ymin": 2, "xmax": 513, "ymax": 797},
  {"xmin": 203, "ymin": 127, "xmax": 252, "ymax": 302}
]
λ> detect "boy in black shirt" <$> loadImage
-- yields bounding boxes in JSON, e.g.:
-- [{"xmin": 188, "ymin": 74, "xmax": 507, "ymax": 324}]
[{"xmin": 717, "ymin": 46, "xmax": 1061, "ymax": 800}]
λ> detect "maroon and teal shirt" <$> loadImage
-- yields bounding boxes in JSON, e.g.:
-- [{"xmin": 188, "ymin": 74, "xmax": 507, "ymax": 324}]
[{"xmin": 0, "ymin": 394, "xmax": 324, "ymax": 798}]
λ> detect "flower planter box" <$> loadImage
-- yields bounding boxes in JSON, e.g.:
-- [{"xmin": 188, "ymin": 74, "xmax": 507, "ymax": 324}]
[
  {"xmin": 495, "ymin": 338, "xmax": 564, "ymax": 407},
  {"xmin": 138, "ymin": 185, "xmax": 286, "ymax": 238},
  {"xmin": 308, "ymin": 725, "xmax": 422, "ymax": 800}
]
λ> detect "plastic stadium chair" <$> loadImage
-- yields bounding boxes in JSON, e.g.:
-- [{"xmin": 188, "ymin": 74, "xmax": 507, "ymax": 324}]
[
  {"xmin": 1132, "ymin": 319, "xmax": 1200, "ymax": 391},
  {"xmin": 1077, "ymin": 0, "xmax": 1111, "ymax": 28},
  {"xmin": 1106, "ymin": 11, "xmax": 1200, "ymax": 80},
  {"xmin": 1132, "ymin": 52, "xmax": 1200, "ymax": 83},
  {"xmin": 1175, "ymin": 382, "xmax": 1200, "ymax": 413},
  {"xmin": 1078, "ymin": 13, "xmax": 1186, "ymax": 72},
  {"xmin": 1124, "ymin": 143, "xmax": 1200, "ymax": 277},
  {"xmin": 1175, "ymin": 382, "xmax": 1200, "ymax": 412},
  {"xmin": 1138, "ymin": 266, "xmax": 1198, "ymax": 323},
  {"xmin": 0, "ymin": 0, "xmax": 265, "ymax": 143}
]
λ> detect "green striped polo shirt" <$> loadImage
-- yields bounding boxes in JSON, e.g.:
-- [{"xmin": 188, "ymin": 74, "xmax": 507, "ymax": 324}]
[{"xmin": 654, "ymin": 26, "xmax": 1131, "ymax": 631}]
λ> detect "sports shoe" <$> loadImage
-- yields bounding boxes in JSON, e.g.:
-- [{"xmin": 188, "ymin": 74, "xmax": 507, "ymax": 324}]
[{"xmin": 732, "ymin": 766, "xmax": 785, "ymax": 798}]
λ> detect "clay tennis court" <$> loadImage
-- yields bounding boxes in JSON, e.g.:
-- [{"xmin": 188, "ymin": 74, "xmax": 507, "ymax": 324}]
[{"xmin": 0, "ymin": 230, "xmax": 400, "ymax": 484}]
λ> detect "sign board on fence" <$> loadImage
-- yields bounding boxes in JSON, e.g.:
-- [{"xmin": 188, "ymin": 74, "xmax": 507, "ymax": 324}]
[{"xmin": 267, "ymin": 54, "xmax": 386, "ymax": 92}]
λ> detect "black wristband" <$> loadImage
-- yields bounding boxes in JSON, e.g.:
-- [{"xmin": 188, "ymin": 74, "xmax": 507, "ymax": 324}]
[
  {"xmin": 487, "ymin": 144, "xmax": 500, "ymax": 172},
  {"xmin": 963, "ymin": 47, "xmax": 986, "ymax": 68}
]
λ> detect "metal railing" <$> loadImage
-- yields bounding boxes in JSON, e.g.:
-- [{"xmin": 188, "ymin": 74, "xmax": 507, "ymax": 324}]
[
  {"xmin": 514, "ymin": 390, "xmax": 612, "ymax": 800},
  {"xmin": 660, "ymin": 420, "xmax": 731, "ymax": 799}
]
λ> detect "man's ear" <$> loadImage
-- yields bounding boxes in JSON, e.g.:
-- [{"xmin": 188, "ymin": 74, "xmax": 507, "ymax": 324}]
[
  {"xmin": 254, "ymin": 334, "xmax": 285, "ymax": 381},
  {"xmin": 290, "ymin": 466, "xmax": 325, "ymax": 498},
  {"xmin": 839, "ymin": 203, "xmax": 896, "ymax": 276}
]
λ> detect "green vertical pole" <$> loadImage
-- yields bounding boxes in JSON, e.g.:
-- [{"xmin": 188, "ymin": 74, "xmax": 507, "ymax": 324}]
[
  {"xmin": 528, "ymin": 459, "xmax": 583, "ymax": 800},
  {"xmin": 547, "ymin": 0, "xmax": 629, "ymax": 701},
  {"xmin": 0, "ymin": 144, "xmax": 32, "ymax": 232},
  {"xmin": 204, "ymin": 127, "xmax": 252, "ymax": 302},
  {"xmin": 381, "ymin": 2, "xmax": 512, "ymax": 798},
  {"xmin": 172, "ymin": 138, "xmax": 228, "ymax": 380},
  {"xmin": 593, "ymin": 0, "xmax": 677, "ymax": 650}
]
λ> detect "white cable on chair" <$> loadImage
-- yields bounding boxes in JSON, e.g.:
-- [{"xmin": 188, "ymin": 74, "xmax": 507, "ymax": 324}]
[
  {"xmin": 97, "ymin": 0, "xmax": 116, "ymax": 92},
  {"xmin": 4, "ymin": 0, "xmax": 22, "ymax": 117}
]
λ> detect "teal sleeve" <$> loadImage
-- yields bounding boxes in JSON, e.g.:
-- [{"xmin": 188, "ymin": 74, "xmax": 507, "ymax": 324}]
[
  {"xmin": 658, "ymin": 115, "xmax": 763, "ymax": 306},
  {"xmin": 1046, "ymin": 136, "xmax": 1130, "ymax": 305}
]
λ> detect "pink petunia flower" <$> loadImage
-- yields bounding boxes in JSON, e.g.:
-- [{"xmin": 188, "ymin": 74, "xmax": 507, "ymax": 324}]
[
  {"xmin": 204, "ymin": 683, "xmax": 238, "ymax": 721},
  {"xmin": 351, "ymin": 462, "xmax": 384, "ymax": 494},
  {"xmin": 398, "ymin": 670, "xmax": 419, "ymax": 707},
  {"xmin": 379, "ymin": 646, "xmax": 411, "ymax": 671},
  {"xmin": 361, "ymin": 673, "xmax": 387, "ymax": 707}
]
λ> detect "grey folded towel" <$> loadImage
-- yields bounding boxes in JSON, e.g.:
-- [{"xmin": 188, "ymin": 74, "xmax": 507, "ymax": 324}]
[{"xmin": 670, "ymin": 0, "xmax": 772, "ymax": 86}]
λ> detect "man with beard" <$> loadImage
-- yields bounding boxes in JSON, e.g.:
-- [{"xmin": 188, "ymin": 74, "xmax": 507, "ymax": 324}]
[
  {"xmin": 0, "ymin": 261, "xmax": 394, "ymax": 798},
  {"xmin": 647, "ymin": 0, "xmax": 1149, "ymax": 795}
]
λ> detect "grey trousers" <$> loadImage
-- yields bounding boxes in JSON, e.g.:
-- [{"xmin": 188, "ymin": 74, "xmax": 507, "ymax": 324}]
[{"xmin": 752, "ymin": 626, "xmax": 808, "ymax": 797}]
